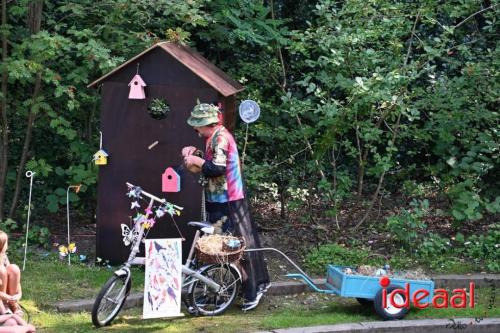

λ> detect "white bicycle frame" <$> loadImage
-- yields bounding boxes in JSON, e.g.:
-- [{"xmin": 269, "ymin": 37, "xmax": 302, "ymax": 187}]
[{"xmin": 117, "ymin": 182, "xmax": 223, "ymax": 292}]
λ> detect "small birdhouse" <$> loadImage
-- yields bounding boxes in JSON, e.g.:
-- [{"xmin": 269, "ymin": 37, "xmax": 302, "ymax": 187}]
[
  {"xmin": 128, "ymin": 74, "xmax": 146, "ymax": 99},
  {"xmin": 162, "ymin": 167, "xmax": 180, "ymax": 192},
  {"xmin": 94, "ymin": 149, "xmax": 109, "ymax": 165}
]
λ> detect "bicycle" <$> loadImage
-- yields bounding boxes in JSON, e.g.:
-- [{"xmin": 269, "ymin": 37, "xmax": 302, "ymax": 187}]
[{"xmin": 91, "ymin": 183, "xmax": 242, "ymax": 327}]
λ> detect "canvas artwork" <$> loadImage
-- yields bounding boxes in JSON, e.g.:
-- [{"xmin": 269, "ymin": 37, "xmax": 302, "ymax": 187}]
[{"xmin": 143, "ymin": 238, "xmax": 183, "ymax": 319}]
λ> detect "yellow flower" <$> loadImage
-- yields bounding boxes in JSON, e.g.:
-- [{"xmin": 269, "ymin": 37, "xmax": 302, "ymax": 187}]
[
  {"xmin": 68, "ymin": 242, "xmax": 77, "ymax": 253},
  {"xmin": 58, "ymin": 245, "xmax": 68, "ymax": 256}
]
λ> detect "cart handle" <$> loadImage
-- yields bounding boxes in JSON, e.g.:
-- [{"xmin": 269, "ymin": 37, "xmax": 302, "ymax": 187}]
[
  {"xmin": 285, "ymin": 273, "xmax": 335, "ymax": 294},
  {"xmin": 245, "ymin": 247, "xmax": 316, "ymax": 285},
  {"xmin": 246, "ymin": 247, "xmax": 336, "ymax": 294}
]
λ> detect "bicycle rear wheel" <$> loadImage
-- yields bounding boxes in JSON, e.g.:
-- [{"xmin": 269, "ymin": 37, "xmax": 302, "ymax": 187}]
[
  {"xmin": 188, "ymin": 264, "xmax": 241, "ymax": 316},
  {"xmin": 91, "ymin": 274, "xmax": 131, "ymax": 327}
]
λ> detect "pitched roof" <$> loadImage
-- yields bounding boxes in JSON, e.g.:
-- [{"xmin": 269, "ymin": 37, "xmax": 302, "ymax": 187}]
[
  {"xmin": 88, "ymin": 42, "xmax": 244, "ymax": 97},
  {"xmin": 128, "ymin": 74, "xmax": 146, "ymax": 87}
]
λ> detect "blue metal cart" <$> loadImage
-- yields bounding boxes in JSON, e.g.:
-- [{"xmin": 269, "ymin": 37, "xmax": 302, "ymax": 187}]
[{"xmin": 246, "ymin": 248, "xmax": 435, "ymax": 320}]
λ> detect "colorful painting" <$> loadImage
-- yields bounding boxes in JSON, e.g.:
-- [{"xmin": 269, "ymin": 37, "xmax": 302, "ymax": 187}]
[{"xmin": 143, "ymin": 238, "xmax": 183, "ymax": 319}]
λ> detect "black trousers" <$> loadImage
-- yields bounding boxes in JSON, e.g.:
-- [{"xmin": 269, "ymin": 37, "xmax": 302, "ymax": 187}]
[{"xmin": 206, "ymin": 199, "xmax": 270, "ymax": 301}]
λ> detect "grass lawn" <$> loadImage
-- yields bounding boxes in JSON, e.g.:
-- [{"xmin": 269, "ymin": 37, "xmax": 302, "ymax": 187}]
[
  {"xmin": 16, "ymin": 260, "xmax": 500, "ymax": 333},
  {"xmin": 21, "ymin": 259, "xmax": 145, "ymax": 306}
]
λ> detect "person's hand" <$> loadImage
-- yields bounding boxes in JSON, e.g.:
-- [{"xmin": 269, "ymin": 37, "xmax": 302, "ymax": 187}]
[
  {"xmin": 184, "ymin": 155, "xmax": 204, "ymax": 173},
  {"xmin": 10, "ymin": 294, "xmax": 20, "ymax": 302},
  {"xmin": 184, "ymin": 155, "xmax": 204, "ymax": 168},
  {"xmin": 181, "ymin": 146, "xmax": 197, "ymax": 157}
]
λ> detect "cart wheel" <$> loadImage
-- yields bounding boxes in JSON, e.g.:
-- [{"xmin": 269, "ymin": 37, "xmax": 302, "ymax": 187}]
[
  {"xmin": 356, "ymin": 298, "xmax": 373, "ymax": 306},
  {"xmin": 91, "ymin": 274, "xmax": 131, "ymax": 327},
  {"xmin": 373, "ymin": 285, "xmax": 409, "ymax": 320}
]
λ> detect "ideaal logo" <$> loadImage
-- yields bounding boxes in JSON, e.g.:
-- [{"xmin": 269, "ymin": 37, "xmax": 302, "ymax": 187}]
[{"xmin": 379, "ymin": 276, "xmax": 475, "ymax": 309}]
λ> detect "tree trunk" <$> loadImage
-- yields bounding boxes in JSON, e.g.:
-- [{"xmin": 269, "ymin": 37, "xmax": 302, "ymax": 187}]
[
  {"xmin": 331, "ymin": 146, "xmax": 338, "ymax": 194},
  {"xmin": 353, "ymin": 113, "xmax": 402, "ymax": 230},
  {"xmin": 85, "ymin": 89, "xmax": 99, "ymax": 144},
  {"xmin": 0, "ymin": 0, "xmax": 9, "ymax": 221},
  {"xmin": 270, "ymin": 0, "xmax": 326, "ymax": 182},
  {"xmin": 356, "ymin": 108, "xmax": 392, "ymax": 198},
  {"xmin": 352, "ymin": 12, "xmax": 420, "ymax": 231},
  {"xmin": 7, "ymin": 0, "xmax": 43, "ymax": 218},
  {"xmin": 295, "ymin": 114, "xmax": 326, "ymax": 180},
  {"xmin": 330, "ymin": 146, "xmax": 340, "ymax": 230},
  {"xmin": 355, "ymin": 124, "xmax": 364, "ymax": 197},
  {"xmin": 8, "ymin": 74, "xmax": 41, "ymax": 218},
  {"xmin": 278, "ymin": 179, "xmax": 286, "ymax": 220},
  {"xmin": 27, "ymin": 0, "xmax": 43, "ymax": 32}
]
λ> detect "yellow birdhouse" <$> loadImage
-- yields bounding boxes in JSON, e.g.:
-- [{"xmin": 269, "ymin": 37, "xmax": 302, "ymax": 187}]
[{"xmin": 94, "ymin": 149, "xmax": 109, "ymax": 165}]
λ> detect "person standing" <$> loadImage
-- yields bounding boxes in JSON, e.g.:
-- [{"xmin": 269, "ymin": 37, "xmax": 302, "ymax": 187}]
[{"xmin": 182, "ymin": 102, "xmax": 270, "ymax": 311}]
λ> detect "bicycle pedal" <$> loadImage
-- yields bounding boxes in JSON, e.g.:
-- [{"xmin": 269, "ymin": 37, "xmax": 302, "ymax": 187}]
[{"xmin": 187, "ymin": 306, "xmax": 199, "ymax": 315}]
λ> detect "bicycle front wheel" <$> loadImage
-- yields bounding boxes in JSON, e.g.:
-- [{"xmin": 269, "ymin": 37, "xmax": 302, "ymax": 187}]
[
  {"xmin": 188, "ymin": 264, "xmax": 241, "ymax": 316},
  {"xmin": 91, "ymin": 274, "xmax": 131, "ymax": 327}
]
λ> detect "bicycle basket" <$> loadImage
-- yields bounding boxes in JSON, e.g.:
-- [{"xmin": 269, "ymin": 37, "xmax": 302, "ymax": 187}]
[{"xmin": 195, "ymin": 235, "xmax": 245, "ymax": 264}]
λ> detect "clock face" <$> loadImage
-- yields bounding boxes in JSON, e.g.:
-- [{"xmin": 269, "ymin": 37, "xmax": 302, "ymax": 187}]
[{"xmin": 239, "ymin": 100, "xmax": 260, "ymax": 124}]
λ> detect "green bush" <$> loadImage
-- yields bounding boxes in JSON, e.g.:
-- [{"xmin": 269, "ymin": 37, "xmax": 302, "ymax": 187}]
[
  {"xmin": 27, "ymin": 225, "xmax": 51, "ymax": 248},
  {"xmin": 464, "ymin": 224, "xmax": 500, "ymax": 272},
  {"xmin": 386, "ymin": 199, "xmax": 429, "ymax": 251},
  {"xmin": 0, "ymin": 218, "xmax": 17, "ymax": 233},
  {"xmin": 305, "ymin": 243, "xmax": 384, "ymax": 275},
  {"xmin": 0, "ymin": 218, "xmax": 50, "ymax": 252},
  {"xmin": 387, "ymin": 249, "xmax": 416, "ymax": 271},
  {"xmin": 409, "ymin": 227, "xmax": 500, "ymax": 273},
  {"xmin": 416, "ymin": 233, "xmax": 451, "ymax": 261},
  {"xmin": 448, "ymin": 183, "xmax": 485, "ymax": 222}
]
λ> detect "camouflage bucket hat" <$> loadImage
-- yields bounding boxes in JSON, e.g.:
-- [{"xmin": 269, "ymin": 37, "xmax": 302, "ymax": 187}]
[{"xmin": 187, "ymin": 103, "xmax": 220, "ymax": 127}]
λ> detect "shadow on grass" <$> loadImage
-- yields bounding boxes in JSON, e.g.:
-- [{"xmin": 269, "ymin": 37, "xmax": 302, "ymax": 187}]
[{"xmin": 329, "ymin": 299, "xmax": 376, "ymax": 313}]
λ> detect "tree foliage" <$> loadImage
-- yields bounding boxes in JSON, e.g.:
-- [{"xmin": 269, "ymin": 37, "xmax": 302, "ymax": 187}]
[{"xmin": 0, "ymin": 0, "xmax": 498, "ymax": 232}]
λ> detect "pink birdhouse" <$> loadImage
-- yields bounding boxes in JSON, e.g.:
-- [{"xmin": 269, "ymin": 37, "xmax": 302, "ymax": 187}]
[
  {"xmin": 162, "ymin": 167, "xmax": 180, "ymax": 192},
  {"xmin": 128, "ymin": 74, "xmax": 146, "ymax": 99}
]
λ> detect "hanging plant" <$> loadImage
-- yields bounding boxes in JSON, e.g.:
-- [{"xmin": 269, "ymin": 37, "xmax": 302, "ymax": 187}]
[{"xmin": 148, "ymin": 98, "xmax": 170, "ymax": 120}]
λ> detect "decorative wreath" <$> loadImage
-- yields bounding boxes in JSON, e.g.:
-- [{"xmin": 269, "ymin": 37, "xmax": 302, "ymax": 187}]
[{"xmin": 148, "ymin": 98, "xmax": 170, "ymax": 120}]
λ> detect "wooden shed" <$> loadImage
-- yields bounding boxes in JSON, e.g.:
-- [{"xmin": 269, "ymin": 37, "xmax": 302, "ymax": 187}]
[{"xmin": 88, "ymin": 42, "xmax": 244, "ymax": 263}]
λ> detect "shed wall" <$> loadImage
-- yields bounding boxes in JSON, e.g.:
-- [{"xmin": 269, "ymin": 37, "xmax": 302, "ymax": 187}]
[{"xmin": 96, "ymin": 49, "xmax": 219, "ymax": 263}]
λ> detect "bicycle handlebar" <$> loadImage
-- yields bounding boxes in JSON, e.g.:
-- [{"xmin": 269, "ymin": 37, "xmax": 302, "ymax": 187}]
[{"xmin": 126, "ymin": 182, "xmax": 166, "ymax": 203}]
